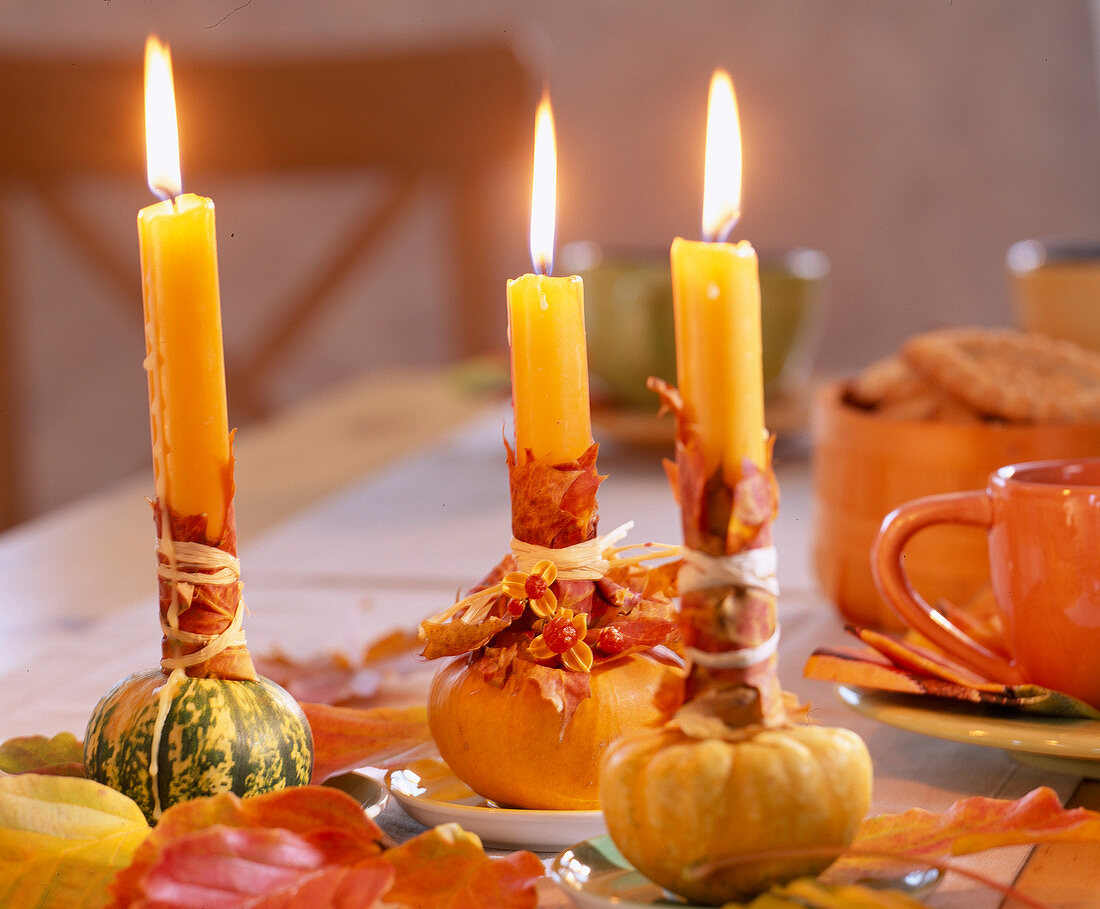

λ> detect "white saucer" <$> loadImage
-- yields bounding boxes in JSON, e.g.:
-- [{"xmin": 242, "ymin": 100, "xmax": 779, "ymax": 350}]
[
  {"xmin": 838, "ymin": 685, "xmax": 1100, "ymax": 777},
  {"xmin": 385, "ymin": 759, "xmax": 606, "ymax": 851},
  {"xmin": 550, "ymin": 835, "xmax": 941, "ymax": 908},
  {"xmin": 323, "ymin": 770, "xmax": 388, "ymax": 818}
]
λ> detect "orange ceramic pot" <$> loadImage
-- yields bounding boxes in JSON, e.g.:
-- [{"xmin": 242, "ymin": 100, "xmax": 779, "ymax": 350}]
[{"xmin": 812, "ymin": 382, "xmax": 1100, "ymax": 630}]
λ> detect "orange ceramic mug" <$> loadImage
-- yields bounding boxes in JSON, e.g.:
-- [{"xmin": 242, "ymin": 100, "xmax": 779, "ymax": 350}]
[{"xmin": 872, "ymin": 458, "xmax": 1100, "ymax": 707}]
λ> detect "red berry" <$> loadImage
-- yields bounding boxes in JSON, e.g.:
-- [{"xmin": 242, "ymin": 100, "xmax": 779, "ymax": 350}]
[
  {"xmin": 524, "ymin": 574, "xmax": 548, "ymax": 601},
  {"xmin": 543, "ymin": 616, "xmax": 579, "ymax": 654},
  {"xmin": 598, "ymin": 626, "xmax": 626, "ymax": 654},
  {"xmin": 507, "ymin": 598, "xmax": 525, "ymax": 617}
]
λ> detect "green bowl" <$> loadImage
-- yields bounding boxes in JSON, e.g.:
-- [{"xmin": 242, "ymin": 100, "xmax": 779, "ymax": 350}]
[{"xmin": 567, "ymin": 243, "xmax": 829, "ymax": 409}]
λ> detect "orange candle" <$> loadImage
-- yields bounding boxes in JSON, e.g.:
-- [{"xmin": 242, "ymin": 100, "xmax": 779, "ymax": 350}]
[
  {"xmin": 139, "ymin": 37, "xmax": 232, "ymax": 541},
  {"xmin": 671, "ymin": 70, "xmax": 765, "ymax": 484},
  {"xmin": 508, "ymin": 92, "xmax": 593, "ymax": 464}
]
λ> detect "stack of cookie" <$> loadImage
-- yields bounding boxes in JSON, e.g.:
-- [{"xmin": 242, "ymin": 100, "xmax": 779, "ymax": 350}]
[{"xmin": 844, "ymin": 328, "xmax": 1100, "ymax": 424}]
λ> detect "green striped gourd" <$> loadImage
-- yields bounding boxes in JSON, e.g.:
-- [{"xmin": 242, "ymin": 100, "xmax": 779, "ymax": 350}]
[{"xmin": 84, "ymin": 668, "xmax": 313, "ymax": 823}]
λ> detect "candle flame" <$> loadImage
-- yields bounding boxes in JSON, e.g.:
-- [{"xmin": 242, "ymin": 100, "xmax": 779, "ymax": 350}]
[
  {"xmin": 701, "ymin": 69, "xmax": 741, "ymax": 243},
  {"xmin": 144, "ymin": 35, "xmax": 182, "ymax": 200},
  {"xmin": 529, "ymin": 90, "xmax": 557, "ymax": 276}
]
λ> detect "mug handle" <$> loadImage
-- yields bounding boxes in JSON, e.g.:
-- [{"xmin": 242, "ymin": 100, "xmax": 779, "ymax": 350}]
[{"xmin": 871, "ymin": 491, "xmax": 1025, "ymax": 685}]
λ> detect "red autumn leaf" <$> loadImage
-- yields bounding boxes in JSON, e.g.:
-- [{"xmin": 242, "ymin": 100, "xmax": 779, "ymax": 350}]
[
  {"xmin": 507, "ymin": 440, "xmax": 603, "ymax": 548},
  {"xmin": 383, "ymin": 822, "xmax": 544, "ymax": 909},
  {"xmin": 109, "ymin": 787, "xmax": 386, "ymax": 907},
  {"xmin": 494, "ymin": 650, "xmax": 592, "ymax": 731},
  {"xmin": 118, "ymin": 825, "xmax": 393, "ymax": 909},
  {"xmin": 301, "ymin": 702, "xmax": 434, "ymax": 784},
  {"xmin": 0, "ymin": 732, "xmax": 85, "ymax": 777},
  {"xmin": 256, "ymin": 629, "xmax": 432, "ymax": 708},
  {"xmin": 254, "ymin": 650, "xmax": 384, "ymax": 706}
]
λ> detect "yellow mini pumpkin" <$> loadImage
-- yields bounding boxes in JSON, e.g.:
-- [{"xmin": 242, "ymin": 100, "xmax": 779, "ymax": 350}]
[
  {"xmin": 429, "ymin": 652, "xmax": 684, "ymax": 810},
  {"xmin": 600, "ymin": 723, "xmax": 872, "ymax": 905}
]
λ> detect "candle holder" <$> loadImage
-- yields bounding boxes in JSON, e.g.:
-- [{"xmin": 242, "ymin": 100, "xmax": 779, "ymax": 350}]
[
  {"xmin": 419, "ymin": 442, "xmax": 684, "ymax": 811},
  {"xmin": 598, "ymin": 379, "xmax": 873, "ymax": 905},
  {"xmin": 83, "ymin": 497, "xmax": 314, "ymax": 823}
]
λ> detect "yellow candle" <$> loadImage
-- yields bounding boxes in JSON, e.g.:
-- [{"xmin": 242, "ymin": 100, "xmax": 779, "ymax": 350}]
[
  {"xmin": 140, "ymin": 38, "xmax": 232, "ymax": 541},
  {"xmin": 671, "ymin": 70, "xmax": 765, "ymax": 484},
  {"xmin": 508, "ymin": 273, "xmax": 593, "ymax": 462},
  {"xmin": 508, "ymin": 90, "xmax": 593, "ymax": 464}
]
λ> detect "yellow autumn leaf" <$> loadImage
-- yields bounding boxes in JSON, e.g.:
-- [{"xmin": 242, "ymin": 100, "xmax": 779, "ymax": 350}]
[
  {"xmin": 0, "ymin": 774, "xmax": 149, "ymax": 909},
  {"xmin": 723, "ymin": 878, "xmax": 930, "ymax": 908}
]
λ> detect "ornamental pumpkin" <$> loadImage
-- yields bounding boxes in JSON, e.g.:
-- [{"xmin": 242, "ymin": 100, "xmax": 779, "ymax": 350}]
[
  {"xmin": 429, "ymin": 652, "xmax": 684, "ymax": 810},
  {"xmin": 599, "ymin": 723, "xmax": 872, "ymax": 905},
  {"xmin": 84, "ymin": 667, "xmax": 313, "ymax": 823}
]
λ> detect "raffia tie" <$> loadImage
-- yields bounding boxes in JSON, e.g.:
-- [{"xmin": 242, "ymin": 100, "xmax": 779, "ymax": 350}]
[
  {"xmin": 156, "ymin": 538, "xmax": 248, "ymax": 672},
  {"xmin": 678, "ymin": 545, "xmax": 779, "ymax": 597},
  {"xmin": 149, "ymin": 537, "xmax": 248, "ymax": 820},
  {"xmin": 681, "ymin": 545, "xmax": 780, "ymax": 670},
  {"xmin": 426, "ymin": 520, "xmax": 681, "ymax": 627}
]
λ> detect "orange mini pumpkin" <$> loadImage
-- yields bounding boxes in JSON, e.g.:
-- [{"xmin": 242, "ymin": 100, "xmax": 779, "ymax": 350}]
[{"xmin": 428, "ymin": 651, "xmax": 684, "ymax": 810}]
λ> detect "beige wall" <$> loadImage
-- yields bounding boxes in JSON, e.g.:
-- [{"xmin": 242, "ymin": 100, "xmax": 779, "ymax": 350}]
[{"xmin": 3, "ymin": 1, "xmax": 1099, "ymax": 518}]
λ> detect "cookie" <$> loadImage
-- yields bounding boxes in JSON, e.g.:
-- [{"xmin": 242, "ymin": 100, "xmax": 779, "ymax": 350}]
[{"xmin": 901, "ymin": 328, "xmax": 1100, "ymax": 422}]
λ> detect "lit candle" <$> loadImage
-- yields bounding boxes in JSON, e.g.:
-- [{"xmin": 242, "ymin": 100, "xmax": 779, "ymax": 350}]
[
  {"xmin": 671, "ymin": 70, "xmax": 765, "ymax": 485},
  {"xmin": 507, "ymin": 92, "xmax": 593, "ymax": 465},
  {"xmin": 139, "ymin": 36, "xmax": 233, "ymax": 542}
]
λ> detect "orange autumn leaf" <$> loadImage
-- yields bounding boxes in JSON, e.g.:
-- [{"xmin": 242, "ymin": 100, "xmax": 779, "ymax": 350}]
[
  {"xmin": 301, "ymin": 701, "xmax": 434, "ymax": 784},
  {"xmin": 0, "ymin": 731, "xmax": 85, "ymax": 777},
  {"xmin": 383, "ymin": 822, "xmax": 544, "ymax": 909},
  {"xmin": 853, "ymin": 785, "xmax": 1100, "ymax": 858}
]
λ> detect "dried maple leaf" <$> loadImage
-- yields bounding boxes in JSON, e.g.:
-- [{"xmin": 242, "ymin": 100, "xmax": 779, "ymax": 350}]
[
  {"xmin": 0, "ymin": 731, "xmax": 85, "ymax": 777},
  {"xmin": 382, "ymin": 822, "xmax": 544, "ymax": 909},
  {"xmin": 301, "ymin": 702, "xmax": 435, "ymax": 784},
  {"xmin": 0, "ymin": 774, "xmax": 149, "ymax": 909},
  {"xmin": 507, "ymin": 440, "xmax": 603, "ymax": 548}
]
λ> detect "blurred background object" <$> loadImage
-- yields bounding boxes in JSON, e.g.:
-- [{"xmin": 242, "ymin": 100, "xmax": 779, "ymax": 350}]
[
  {"xmin": 568, "ymin": 241, "xmax": 827, "ymax": 420},
  {"xmin": 2, "ymin": 0, "xmax": 1100, "ymax": 527},
  {"xmin": 1007, "ymin": 239, "xmax": 1100, "ymax": 351}
]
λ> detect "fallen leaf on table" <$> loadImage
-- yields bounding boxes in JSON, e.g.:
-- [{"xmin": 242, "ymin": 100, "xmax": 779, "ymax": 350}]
[
  {"xmin": 804, "ymin": 627, "xmax": 1100, "ymax": 717},
  {"xmin": 0, "ymin": 774, "xmax": 149, "ymax": 909},
  {"xmin": 108, "ymin": 786, "xmax": 388, "ymax": 908},
  {"xmin": 110, "ymin": 822, "xmax": 394, "ymax": 908},
  {"xmin": 732, "ymin": 878, "xmax": 929, "ymax": 907},
  {"xmin": 0, "ymin": 731, "xmax": 85, "ymax": 776},
  {"xmin": 851, "ymin": 785, "xmax": 1100, "ymax": 859},
  {"xmin": 383, "ymin": 822, "xmax": 544, "ymax": 909},
  {"xmin": 108, "ymin": 786, "xmax": 542, "ymax": 909},
  {"xmin": 300, "ymin": 701, "xmax": 434, "ymax": 784},
  {"xmin": 255, "ymin": 628, "xmax": 427, "ymax": 708}
]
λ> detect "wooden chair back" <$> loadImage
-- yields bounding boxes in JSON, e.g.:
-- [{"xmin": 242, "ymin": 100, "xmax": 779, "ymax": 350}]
[{"xmin": 0, "ymin": 42, "xmax": 536, "ymax": 527}]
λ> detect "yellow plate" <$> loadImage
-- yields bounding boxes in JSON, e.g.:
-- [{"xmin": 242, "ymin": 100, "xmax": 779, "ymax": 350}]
[{"xmin": 839, "ymin": 685, "xmax": 1100, "ymax": 777}]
